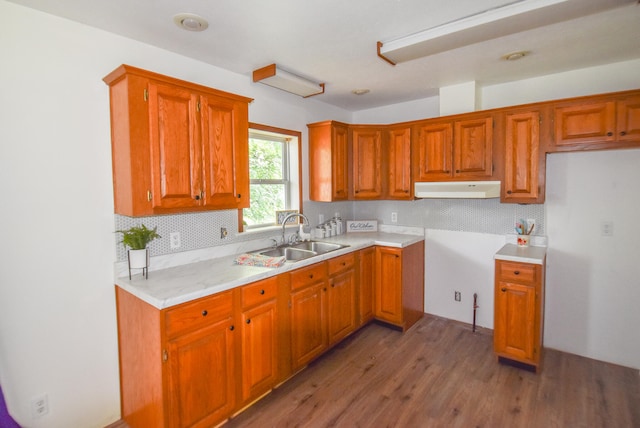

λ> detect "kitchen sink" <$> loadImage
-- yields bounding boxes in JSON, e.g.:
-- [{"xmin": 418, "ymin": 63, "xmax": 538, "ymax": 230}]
[
  {"xmin": 289, "ymin": 241, "xmax": 348, "ymax": 254},
  {"xmin": 255, "ymin": 240, "xmax": 349, "ymax": 262}
]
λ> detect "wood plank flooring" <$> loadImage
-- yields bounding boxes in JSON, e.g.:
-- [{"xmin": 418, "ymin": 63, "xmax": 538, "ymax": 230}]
[{"xmin": 225, "ymin": 315, "xmax": 640, "ymax": 428}]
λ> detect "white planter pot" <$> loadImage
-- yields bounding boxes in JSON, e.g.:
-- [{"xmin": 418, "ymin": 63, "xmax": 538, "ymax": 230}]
[{"xmin": 127, "ymin": 249, "xmax": 149, "ymax": 279}]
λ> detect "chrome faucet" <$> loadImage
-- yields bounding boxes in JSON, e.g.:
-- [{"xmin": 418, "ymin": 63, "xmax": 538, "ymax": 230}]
[{"xmin": 281, "ymin": 213, "xmax": 309, "ymax": 245}]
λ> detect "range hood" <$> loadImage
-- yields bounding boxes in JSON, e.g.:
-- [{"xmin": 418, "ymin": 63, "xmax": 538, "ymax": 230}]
[{"xmin": 414, "ymin": 181, "xmax": 501, "ymax": 199}]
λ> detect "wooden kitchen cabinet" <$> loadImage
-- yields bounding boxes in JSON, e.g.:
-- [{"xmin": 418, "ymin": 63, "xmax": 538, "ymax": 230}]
[
  {"xmin": 116, "ymin": 287, "xmax": 237, "ymax": 428},
  {"xmin": 413, "ymin": 114, "xmax": 494, "ymax": 181},
  {"xmin": 327, "ymin": 253, "xmax": 357, "ymax": 344},
  {"xmin": 350, "ymin": 126, "xmax": 383, "ymax": 199},
  {"xmin": 239, "ymin": 277, "xmax": 279, "ymax": 405},
  {"xmin": 103, "ymin": 64, "xmax": 251, "ymax": 216},
  {"xmin": 553, "ymin": 94, "xmax": 640, "ymax": 150},
  {"xmin": 494, "ymin": 259, "xmax": 545, "ymax": 371},
  {"xmin": 358, "ymin": 247, "xmax": 375, "ymax": 325},
  {"xmin": 386, "ymin": 126, "xmax": 412, "ymax": 199},
  {"xmin": 374, "ymin": 242, "xmax": 424, "ymax": 331},
  {"xmin": 308, "ymin": 121, "xmax": 349, "ymax": 201},
  {"xmin": 500, "ymin": 110, "xmax": 545, "ymax": 203}
]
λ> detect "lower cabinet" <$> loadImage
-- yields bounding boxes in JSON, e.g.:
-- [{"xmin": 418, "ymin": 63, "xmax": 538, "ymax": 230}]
[
  {"xmin": 374, "ymin": 242, "xmax": 425, "ymax": 331},
  {"xmin": 494, "ymin": 259, "xmax": 545, "ymax": 371},
  {"xmin": 116, "ymin": 242, "xmax": 424, "ymax": 427}
]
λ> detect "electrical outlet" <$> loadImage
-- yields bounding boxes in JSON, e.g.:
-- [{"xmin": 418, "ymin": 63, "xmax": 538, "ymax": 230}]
[
  {"xmin": 391, "ymin": 212, "xmax": 398, "ymax": 223},
  {"xmin": 454, "ymin": 291, "xmax": 461, "ymax": 302},
  {"xmin": 221, "ymin": 227, "xmax": 228, "ymax": 239},
  {"xmin": 601, "ymin": 221, "xmax": 613, "ymax": 236},
  {"xmin": 169, "ymin": 232, "xmax": 181, "ymax": 249},
  {"xmin": 31, "ymin": 394, "xmax": 49, "ymax": 418}
]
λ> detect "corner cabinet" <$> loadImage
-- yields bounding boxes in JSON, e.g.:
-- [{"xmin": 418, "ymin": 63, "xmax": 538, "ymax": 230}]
[
  {"xmin": 308, "ymin": 121, "xmax": 349, "ymax": 201},
  {"xmin": 103, "ymin": 64, "xmax": 252, "ymax": 216},
  {"xmin": 494, "ymin": 258, "xmax": 545, "ymax": 371},
  {"xmin": 374, "ymin": 242, "xmax": 425, "ymax": 331}
]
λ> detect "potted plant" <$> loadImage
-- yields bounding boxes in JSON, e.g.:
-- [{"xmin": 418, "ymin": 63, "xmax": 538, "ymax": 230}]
[{"xmin": 117, "ymin": 224, "xmax": 161, "ymax": 278}]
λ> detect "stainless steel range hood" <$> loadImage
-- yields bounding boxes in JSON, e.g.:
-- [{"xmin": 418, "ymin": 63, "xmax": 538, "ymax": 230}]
[{"xmin": 414, "ymin": 181, "xmax": 501, "ymax": 199}]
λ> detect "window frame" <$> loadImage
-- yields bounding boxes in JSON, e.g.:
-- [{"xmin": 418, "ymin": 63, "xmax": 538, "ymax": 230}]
[{"xmin": 239, "ymin": 123, "xmax": 302, "ymax": 232}]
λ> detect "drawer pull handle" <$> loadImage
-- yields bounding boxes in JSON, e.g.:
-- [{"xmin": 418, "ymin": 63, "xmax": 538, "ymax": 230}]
[
  {"xmin": 246, "ymin": 319, "xmax": 251, "ymax": 324},
  {"xmin": 501, "ymin": 287, "xmax": 507, "ymax": 292},
  {"xmin": 514, "ymin": 271, "xmax": 520, "ymax": 275},
  {"xmin": 229, "ymin": 325, "xmax": 235, "ymax": 331},
  {"xmin": 201, "ymin": 310, "xmax": 208, "ymax": 317},
  {"xmin": 260, "ymin": 289, "xmax": 265, "ymax": 295}
]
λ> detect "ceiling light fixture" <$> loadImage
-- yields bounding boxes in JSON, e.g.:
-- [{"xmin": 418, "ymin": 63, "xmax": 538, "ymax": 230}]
[
  {"xmin": 502, "ymin": 50, "xmax": 529, "ymax": 61},
  {"xmin": 351, "ymin": 89, "xmax": 370, "ymax": 95},
  {"xmin": 252, "ymin": 64, "xmax": 325, "ymax": 98},
  {"xmin": 173, "ymin": 13, "xmax": 209, "ymax": 32},
  {"xmin": 378, "ymin": 0, "xmax": 574, "ymax": 65}
]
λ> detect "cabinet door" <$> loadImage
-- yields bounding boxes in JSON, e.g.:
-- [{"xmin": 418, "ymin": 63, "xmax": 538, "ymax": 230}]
[
  {"xmin": 375, "ymin": 247, "xmax": 403, "ymax": 325},
  {"xmin": 148, "ymin": 81, "xmax": 202, "ymax": 210},
  {"xmin": 240, "ymin": 300, "xmax": 278, "ymax": 403},
  {"xmin": 328, "ymin": 268, "xmax": 356, "ymax": 344},
  {"xmin": 387, "ymin": 127, "xmax": 412, "ymax": 199},
  {"xmin": 413, "ymin": 122, "xmax": 453, "ymax": 180},
  {"xmin": 453, "ymin": 116, "xmax": 493, "ymax": 178},
  {"xmin": 351, "ymin": 128, "xmax": 383, "ymax": 199},
  {"xmin": 503, "ymin": 111, "xmax": 541, "ymax": 202},
  {"xmin": 554, "ymin": 101, "xmax": 616, "ymax": 146},
  {"xmin": 494, "ymin": 281, "xmax": 536, "ymax": 362},
  {"xmin": 308, "ymin": 122, "xmax": 348, "ymax": 201},
  {"xmin": 200, "ymin": 95, "xmax": 249, "ymax": 209},
  {"xmin": 617, "ymin": 96, "xmax": 640, "ymax": 142},
  {"xmin": 166, "ymin": 319, "xmax": 235, "ymax": 428},
  {"xmin": 332, "ymin": 124, "xmax": 350, "ymax": 200},
  {"xmin": 290, "ymin": 283, "xmax": 327, "ymax": 370},
  {"xmin": 359, "ymin": 247, "xmax": 375, "ymax": 324}
]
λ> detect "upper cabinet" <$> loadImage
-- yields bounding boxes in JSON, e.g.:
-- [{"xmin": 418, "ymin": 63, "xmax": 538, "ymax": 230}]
[
  {"xmin": 385, "ymin": 126, "xmax": 412, "ymax": 199},
  {"xmin": 413, "ymin": 114, "xmax": 494, "ymax": 182},
  {"xmin": 308, "ymin": 121, "xmax": 349, "ymax": 202},
  {"xmin": 553, "ymin": 93, "xmax": 640, "ymax": 150},
  {"xmin": 350, "ymin": 126, "xmax": 383, "ymax": 199},
  {"xmin": 103, "ymin": 65, "xmax": 251, "ymax": 216}
]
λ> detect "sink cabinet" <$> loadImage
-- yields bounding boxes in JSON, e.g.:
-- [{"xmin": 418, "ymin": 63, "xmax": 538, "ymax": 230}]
[
  {"xmin": 494, "ymin": 259, "xmax": 546, "ymax": 371},
  {"xmin": 103, "ymin": 65, "xmax": 251, "ymax": 216},
  {"xmin": 327, "ymin": 253, "xmax": 357, "ymax": 345}
]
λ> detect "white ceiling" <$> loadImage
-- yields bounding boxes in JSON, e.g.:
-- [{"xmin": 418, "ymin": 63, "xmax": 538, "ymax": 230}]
[{"xmin": 7, "ymin": 0, "xmax": 640, "ymax": 111}]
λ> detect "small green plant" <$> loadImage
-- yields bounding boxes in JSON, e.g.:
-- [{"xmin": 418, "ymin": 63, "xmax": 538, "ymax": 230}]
[{"xmin": 117, "ymin": 224, "xmax": 161, "ymax": 250}]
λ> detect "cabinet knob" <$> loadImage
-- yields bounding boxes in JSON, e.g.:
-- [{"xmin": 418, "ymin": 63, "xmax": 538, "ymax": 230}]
[
  {"xmin": 246, "ymin": 319, "xmax": 251, "ymax": 324},
  {"xmin": 514, "ymin": 271, "xmax": 520, "ymax": 275},
  {"xmin": 194, "ymin": 194, "xmax": 201, "ymax": 200},
  {"xmin": 260, "ymin": 289, "xmax": 265, "ymax": 295},
  {"xmin": 355, "ymin": 190, "xmax": 359, "ymax": 194},
  {"xmin": 455, "ymin": 170, "xmax": 460, "ymax": 173},
  {"xmin": 229, "ymin": 325, "xmax": 235, "ymax": 331},
  {"xmin": 331, "ymin": 283, "xmax": 335, "ymax": 287},
  {"xmin": 507, "ymin": 190, "xmax": 512, "ymax": 194},
  {"xmin": 309, "ymin": 274, "xmax": 314, "ymax": 279},
  {"xmin": 501, "ymin": 287, "xmax": 507, "ymax": 292},
  {"xmin": 201, "ymin": 310, "xmax": 208, "ymax": 317},
  {"xmin": 237, "ymin": 193, "xmax": 242, "ymax": 198},
  {"xmin": 607, "ymin": 132, "xmax": 613, "ymax": 136},
  {"xmin": 620, "ymin": 131, "xmax": 627, "ymax": 136}
]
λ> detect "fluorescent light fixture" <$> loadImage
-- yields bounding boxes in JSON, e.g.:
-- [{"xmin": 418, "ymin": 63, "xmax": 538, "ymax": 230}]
[
  {"xmin": 252, "ymin": 64, "xmax": 325, "ymax": 98},
  {"xmin": 377, "ymin": 0, "xmax": 626, "ymax": 65}
]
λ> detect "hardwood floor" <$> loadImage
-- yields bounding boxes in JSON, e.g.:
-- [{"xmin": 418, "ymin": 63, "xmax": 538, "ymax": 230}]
[{"xmin": 225, "ymin": 315, "xmax": 640, "ymax": 428}]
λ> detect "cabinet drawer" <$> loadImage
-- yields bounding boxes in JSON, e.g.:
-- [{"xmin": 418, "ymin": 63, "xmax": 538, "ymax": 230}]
[
  {"xmin": 165, "ymin": 291, "xmax": 233, "ymax": 337},
  {"xmin": 241, "ymin": 276, "xmax": 278, "ymax": 309},
  {"xmin": 327, "ymin": 252, "xmax": 355, "ymax": 276},
  {"xmin": 290, "ymin": 262, "xmax": 327, "ymax": 291},
  {"xmin": 496, "ymin": 261, "xmax": 536, "ymax": 283}
]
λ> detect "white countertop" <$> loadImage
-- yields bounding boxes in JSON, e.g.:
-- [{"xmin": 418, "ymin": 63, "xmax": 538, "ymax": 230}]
[
  {"xmin": 494, "ymin": 243, "xmax": 547, "ymax": 265},
  {"xmin": 116, "ymin": 231, "xmax": 424, "ymax": 310}
]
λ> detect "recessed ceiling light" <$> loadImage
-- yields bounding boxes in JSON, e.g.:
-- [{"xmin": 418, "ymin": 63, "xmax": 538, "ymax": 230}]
[
  {"xmin": 351, "ymin": 89, "xmax": 370, "ymax": 95},
  {"xmin": 173, "ymin": 13, "xmax": 209, "ymax": 32},
  {"xmin": 502, "ymin": 51, "xmax": 529, "ymax": 61}
]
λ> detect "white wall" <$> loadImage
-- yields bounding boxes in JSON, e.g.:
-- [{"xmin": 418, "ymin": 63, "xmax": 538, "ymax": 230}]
[
  {"xmin": 545, "ymin": 149, "xmax": 640, "ymax": 369},
  {"xmin": 0, "ymin": 2, "xmax": 351, "ymax": 427}
]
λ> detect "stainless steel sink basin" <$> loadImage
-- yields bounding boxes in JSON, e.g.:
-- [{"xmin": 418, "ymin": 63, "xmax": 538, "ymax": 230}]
[
  {"xmin": 259, "ymin": 247, "xmax": 317, "ymax": 261},
  {"xmin": 289, "ymin": 241, "xmax": 348, "ymax": 254},
  {"xmin": 255, "ymin": 240, "xmax": 349, "ymax": 262}
]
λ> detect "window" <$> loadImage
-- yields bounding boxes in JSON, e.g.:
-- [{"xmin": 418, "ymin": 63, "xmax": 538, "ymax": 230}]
[{"xmin": 241, "ymin": 124, "xmax": 301, "ymax": 230}]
